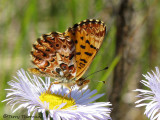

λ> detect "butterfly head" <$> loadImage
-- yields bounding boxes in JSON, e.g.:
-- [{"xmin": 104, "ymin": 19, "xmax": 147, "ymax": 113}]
[{"xmin": 75, "ymin": 78, "xmax": 90, "ymax": 89}]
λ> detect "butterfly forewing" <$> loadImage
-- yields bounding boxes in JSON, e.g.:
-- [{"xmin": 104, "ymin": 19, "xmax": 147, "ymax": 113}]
[{"xmin": 65, "ymin": 19, "xmax": 106, "ymax": 80}]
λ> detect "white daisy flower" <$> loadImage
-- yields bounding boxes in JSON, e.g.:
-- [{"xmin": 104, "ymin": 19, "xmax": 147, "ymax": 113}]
[
  {"xmin": 135, "ymin": 67, "xmax": 160, "ymax": 120},
  {"xmin": 2, "ymin": 69, "xmax": 112, "ymax": 120}
]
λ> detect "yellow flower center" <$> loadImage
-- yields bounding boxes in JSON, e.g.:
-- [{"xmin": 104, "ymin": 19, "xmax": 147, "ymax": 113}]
[{"xmin": 39, "ymin": 92, "xmax": 76, "ymax": 110}]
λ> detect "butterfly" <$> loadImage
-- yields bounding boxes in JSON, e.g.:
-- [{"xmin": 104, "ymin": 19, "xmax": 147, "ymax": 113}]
[{"xmin": 29, "ymin": 19, "xmax": 106, "ymax": 91}]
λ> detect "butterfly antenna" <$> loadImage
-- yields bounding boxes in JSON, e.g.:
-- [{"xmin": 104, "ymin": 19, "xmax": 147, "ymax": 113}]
[{"xmin": 84, "ymin": 66, "xmax": 109, "ymax": 79}]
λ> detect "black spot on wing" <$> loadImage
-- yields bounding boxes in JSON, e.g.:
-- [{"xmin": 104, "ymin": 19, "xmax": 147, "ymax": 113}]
[
  {"xmin": 32, "ymin": 45, "xmax": 48, "ymax": 57},
  {"xmin": 75, "ymin": 40, "xmax": 78, "ymax": 44},
  {"xmin": 67, "ymin": 27, "xmax": 72, "ymax": 32},
  {"xmin": 37, "ymin": 38, "xmax": 42, "ymax": 45},
  {"xmin": 51, "ymin": 32, "xmax": 59, "ymax": 37},
  {"xmin": 68, "ymin": 65, "xmax": 75, "ymax": 72},
  {"xmin": 46, "ymin": 48, "xmax": 50, "ymax": 51},
  {"xmin": 79, "ymin": 62, "xmax": 85, "ymax": 67},
  {"xmin": 80, "ymin": 37, "xmax": 84, "ymax": 40},
  {"xmin": 84, "ymin": 52, "xmax": 92, "ymax": 56},
  {"xmin": 69, "ymin": 53, "xmax": 74, "ymax": 60},
  {"xmin": 76, "ymin": 52, "xmax": 81, "ymax": 55},
  {"xmin": 45, "ymin": 61, "xmax": 50, "ymax": 67},
  {"xmin": 31, "ymin": 51, "xmax": 41, "ymax": 60},
  {"xmin": 73, "ymin": 23, "xmax": 79, "ymax": 28},
  {"xmin": 80, "ymin": 59, "xmax": 87, "ymax": 63},
  {"xmin": 72, "ymin": 32, "xmax": 75, "ymax": 35},
  {"xmin": 42, "ymin": 34, "xmax": 49, "ymax": 40},
  {"xmin": 90, "ymin": 44, "xmax": 97, "ymax": 50},
  {"xmin": 51, "ymin": 58, "xmax": 55, "ymax": 62},
  {"xmin": 80, "ymin": 45, "xmax": 85, "ymax": 49},
  {"xmin": 69, "ymin": 65, "xmax": 74, "ymax": 69},
  {"xmin": 52, "ymin": 54, "xmax": 56, "ymax": 57},
  {"xmin": 63, "ymin": 45, "xmax": 66, "ymax": 48},
  {"xmin": 85, "ymin": 40, "xmax": 90, "ymax": 45},
  {"xmin": 56, "ymin": 68, "xmax": 61, "ymax": 74},
  {"xmin": 42, "ymin": 34, "xmax": 53, "ymax": 47},
  {"xmin": 91, "ymin": 19, "xmax": 97, "ymax": 24},
  {"xmin": 65, "ymin": 56, "xmax": 69, "ymax": 58},
  {"xmin": 98, "ymin": 20, "xmax": 102, "ymax": 24},
  {"xmin": 85, "ymin": 19, "xmax": 90, "ymax": 25},
  {"xmin": 56, "ymin": 44, "xmax": 60, "ymax": 47}
]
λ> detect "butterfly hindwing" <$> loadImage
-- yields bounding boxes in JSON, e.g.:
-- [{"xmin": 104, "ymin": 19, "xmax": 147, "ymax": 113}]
[{"xmin": 29, "ymin": 32, "xmax": 76, "ymax": 79}]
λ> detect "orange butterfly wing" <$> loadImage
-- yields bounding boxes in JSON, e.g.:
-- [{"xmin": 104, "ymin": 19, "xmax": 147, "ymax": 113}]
[
  {"xmin": 65, "ymin": 19, "xmax": 106, "ymax": 80},
  {"xmin": 29, "ymin": 32, "xmax": 77, "ymax": 80}
]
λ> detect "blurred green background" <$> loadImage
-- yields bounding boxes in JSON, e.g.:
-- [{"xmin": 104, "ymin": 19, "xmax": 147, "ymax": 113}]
[{"xmin": 0, "ymin": 0, "xmax": 160, "ymax": 120}]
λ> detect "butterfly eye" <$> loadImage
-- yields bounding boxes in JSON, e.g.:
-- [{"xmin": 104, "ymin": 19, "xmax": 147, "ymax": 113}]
[
  {"xmin": 76, "ymin": 78, "xmax": 85, "ymax": 86},
  {"xmin": 77, "ymin": 81, "xmax": 83, "ymax": 86}
]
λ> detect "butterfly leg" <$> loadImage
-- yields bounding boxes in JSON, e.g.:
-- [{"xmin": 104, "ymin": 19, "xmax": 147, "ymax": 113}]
[
  {"xmin": 46, "ymin": 81, "xmax": 61, "ymax": 93},
  {"xmin": 79, "ymin": 87, "xmax": 88, "ymax": 97},
  {"xmin": 62, "ymin": 87, "xmax": 73, "ymax": 100}
]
